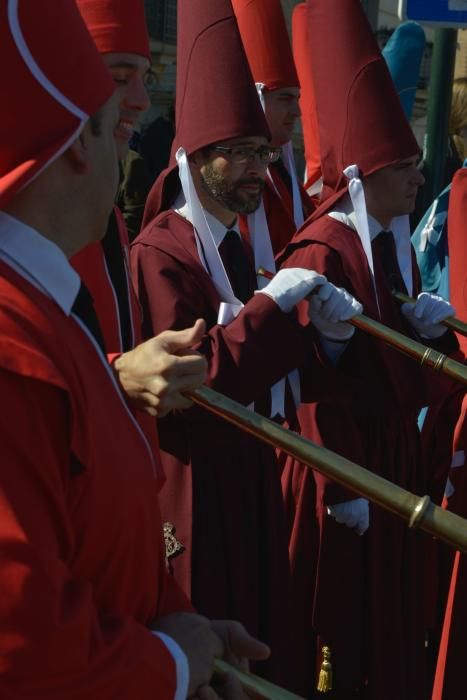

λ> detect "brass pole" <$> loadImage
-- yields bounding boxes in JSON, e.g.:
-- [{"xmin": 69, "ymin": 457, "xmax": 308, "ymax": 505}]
[
  {"xmin": 393, "ymin": 290, "xmax": 467, "ymax": 338},
  {"xmin": 256, "ymin": 268, "xmax": 467, "ymax": 387},
  {"xmin": 186, "ymin": 386, "xmax": 467, "ymax": 553},
  {"xmin": 213, "ymin": 659, "xmax": 305, "ymax": 700},
  {"xmin": 346, "ymin": 313, "xmax": 467, "ymax": 387}
]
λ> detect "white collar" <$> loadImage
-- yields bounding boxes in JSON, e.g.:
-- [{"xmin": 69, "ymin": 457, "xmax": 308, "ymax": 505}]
[
  {"xmin": 173, "ymin": 193, "xmax": 240, "ymax": 249},
  {"xmin": 0, "ymin": 211, "xmax": 80, "ymax": 314},
  {"xmin": 328, "ymin": 194, "xmax": 391, "ymax": 241}
]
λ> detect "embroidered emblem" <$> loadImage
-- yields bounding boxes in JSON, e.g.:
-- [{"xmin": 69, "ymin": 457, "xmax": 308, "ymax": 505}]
[{"xmin": 163, "ymin": 522, "xmax": 185, "ymax": 565}]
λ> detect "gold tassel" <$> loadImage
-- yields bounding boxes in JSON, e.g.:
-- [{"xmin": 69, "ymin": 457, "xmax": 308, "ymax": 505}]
[{"xmin": 317, "ymin": 646, "xmax": 333, "ymax": 693}]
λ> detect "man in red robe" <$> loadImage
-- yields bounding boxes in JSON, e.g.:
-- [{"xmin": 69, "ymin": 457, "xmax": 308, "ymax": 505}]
[
  {"xmin": 133, "ymin": 0, "xmax": 362, "ymax": 688},
  {"xmin": 0, "ymin": 2, "xmax": 272, "ymax": 697},
  {"xmin": 232, "ymin": 0, "xmax": 312, "ymax": 255},
  {"xmin": 72, "ymin": 0, "xmax": 206, "ymax": 430},
  {"xmin": 431, "ymin": 167, "xmax": 467, "ymax": 700},
  {"xmin": 279, "ymin": 0, "xmax": 459, "ymax": 697}
]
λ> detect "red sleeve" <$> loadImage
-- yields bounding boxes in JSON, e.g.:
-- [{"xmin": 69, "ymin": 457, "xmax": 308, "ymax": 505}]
[
  {"xmin": 131, "ymin": 241, "xmax": 315, "ymax": 407},
  {"xmin": 0, "ymin": 369, "xmax": 182, "ymax": 700}
]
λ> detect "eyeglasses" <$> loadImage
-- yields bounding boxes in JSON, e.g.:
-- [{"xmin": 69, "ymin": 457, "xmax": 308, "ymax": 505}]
[
  {"xmin": 212, "ymin": 144, "xmax": 281, "ymax": 165},
  {"xmin": 143, "ymin": 69, "xmax": 158, "ymax": 89}
]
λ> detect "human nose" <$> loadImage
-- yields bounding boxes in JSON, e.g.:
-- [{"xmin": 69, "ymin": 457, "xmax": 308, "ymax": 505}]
[{"xmin": 125, "ymin": 78, "xmax": 151, "ymax": 113}]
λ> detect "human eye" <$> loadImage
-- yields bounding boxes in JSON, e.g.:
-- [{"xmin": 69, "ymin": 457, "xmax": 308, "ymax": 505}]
[
  {"xmin": 232, "ymin": 147, "xmax": 251, "ymax": 159},
  {"xmin": 109, "ymin": 68, "xmax": 130, "ymax": 86}
]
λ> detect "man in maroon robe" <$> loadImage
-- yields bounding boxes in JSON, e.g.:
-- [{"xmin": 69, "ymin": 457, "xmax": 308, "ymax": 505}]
[
  {"xmin": 133, "ymin": 0, "xmax": 362, "ymax": 688},
  {"xmin": 279, "ymin": 0, "xmax": 459, "ymax": 697},
  {"xmin": 232, "ymin": 0, "xmax": 312, "ymax": 256},
  {"xmin": 0, "ymin": 2, "xmax": 274, "ymax": 697}
]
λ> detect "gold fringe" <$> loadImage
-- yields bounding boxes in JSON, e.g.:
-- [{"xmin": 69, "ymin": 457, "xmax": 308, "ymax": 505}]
[{"xmin": 317, "ymin": 646, "xmax": 332, "ymax": 693}]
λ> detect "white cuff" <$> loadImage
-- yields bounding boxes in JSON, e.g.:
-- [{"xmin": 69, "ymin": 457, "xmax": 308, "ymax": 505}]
[{"xmin": 153, "ymin": 631, "xmax": 189, "ymax": 700}]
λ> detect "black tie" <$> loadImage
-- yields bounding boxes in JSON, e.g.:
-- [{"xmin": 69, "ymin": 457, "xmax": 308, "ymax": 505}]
[
  {"xmin": 71, "ymin": 283, "xmax": 106, "ymax": 354},
  {"xmin": 220, "ymin": 230, "xmax": 253, "ymax": 304},
  {"xmin": 373, "ymin": 230, "xmax": 407, "ymax": 294}
]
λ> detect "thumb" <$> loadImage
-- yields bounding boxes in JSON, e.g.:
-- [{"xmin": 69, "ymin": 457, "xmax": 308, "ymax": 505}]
[
  {"xmin": 213, "ymin": 621, "xmax": 270, "ymax": 662},
  {"xmin": 159, "ymin": 319, "xmax": 206, "ymax": 353}
]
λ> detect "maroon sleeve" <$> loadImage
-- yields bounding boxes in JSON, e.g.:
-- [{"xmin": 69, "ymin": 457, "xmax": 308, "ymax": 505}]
[
  {"xmin": 0, "ymin": 369, "xmax": 182, "ymax": 700},
  {"xmin": 131, "ymin": 240, "xmax": 317, "ymax": 406}
]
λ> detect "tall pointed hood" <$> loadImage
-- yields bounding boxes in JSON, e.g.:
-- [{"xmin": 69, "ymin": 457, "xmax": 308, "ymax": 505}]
[
  {"xmin": 308, "ymin": 0, "xmax": 420, "ymax": 218},
  {"xmin": 76, "ymin": 0, "xmax": 151, "ymax": 61},
  {"xmin": 383, "ymin": 21, "xmax": 426, "ymax": 121},
  {"xmin": 0, "ymin": 0, "xmax": 114, "ymax": 209},
  {"xmin": 231, "ymin": 0, "xmax": 299, "ymax": 91},
  {"xmin": 292, "ymin": 2, "xmax": 321, "ymax": 193},
  {"xmin": 143, "ymin": 0, "xmax": 270, "ymax": 222}
]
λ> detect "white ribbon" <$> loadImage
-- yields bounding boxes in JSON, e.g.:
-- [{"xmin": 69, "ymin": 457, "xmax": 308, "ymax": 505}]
[
  {"xmin": 391, "ymin": 215, "xmax": 413, "ymax": 296},
  {"xmin": 282, "ymin": 141, "xmax": 305, "ymax": 229},
  {"xmin": 344, "ymin": 164, "xmax": 381, "ymax": 315},
  {"xmin": 176, "ymin": 148, "xmax": 242, "ymax": 311},
  {"xmin": 344, "ymin": 165, "xmax": 375, "ymax": 280},
  {"xmin": 256, "ymin": 82, "xmax": 266, "ymax": 111},
  {"xmin": 248, "ymin": 202, "xmax": 301, "ymax": 416}
]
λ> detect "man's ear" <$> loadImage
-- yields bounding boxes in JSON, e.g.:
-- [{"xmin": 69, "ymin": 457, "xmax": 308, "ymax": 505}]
[{"xmin": 65, "ymin": 122, "xmax": 92, "ymax": 174}]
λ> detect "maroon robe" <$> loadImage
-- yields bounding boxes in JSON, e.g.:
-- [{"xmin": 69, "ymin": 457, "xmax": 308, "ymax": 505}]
[
  {"xmin": 280, "ymin": 215, "xmax": 458, "ymax": 699},
  {"xmin": 0, "ymin": 260, "xmax": 192, "ymax": 699},
  {"xmin": 130, "ymin": 208, "xmax": 328, "ymax": 687}
]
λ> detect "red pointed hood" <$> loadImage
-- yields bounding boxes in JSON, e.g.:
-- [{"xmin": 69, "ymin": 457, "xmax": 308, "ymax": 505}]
[
  {"xmin": 0, "ymin": 0, "xmax": 114, "ymax": 209},
  {"xmin": 231, "ymin": 0, "xmax": 298, "ymax": 91},
  {"xmin": 76, "ymin": 0, "xmax": 151, "ymax": 60},
  {"xmin": 308, "ymin": 0, "xmax": 419, "ymax": 220},
  {"xmin": 292, "ymin": 2, "xmax": 321, "ymax": 191},
  {"xmin": 143, "ymin": 0, "xmax": 270, "ymax": 224}
]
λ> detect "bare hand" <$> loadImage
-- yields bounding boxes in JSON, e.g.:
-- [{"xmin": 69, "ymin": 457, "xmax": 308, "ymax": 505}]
[
  {"xmin": 154, "ymin": 612, "xmax": 224, "ymax": 696},
  {"xmin": 114, "ymin": 319, "xmax": 207, "ymax": 416},
  {"xmin": 211, "ymin": 620, "xmax": 270, "ymax": 672}
]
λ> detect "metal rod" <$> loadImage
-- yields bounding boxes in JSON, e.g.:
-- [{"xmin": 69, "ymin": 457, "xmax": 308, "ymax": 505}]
[
  {"xmin": 213, "ymin": 659, "xmax": 305, "ymax": 700},
  {"xmin": 393, "ymin": 290, "xmax": 467, "ymax": 338},
  {"xmin": 186, "ymin": 386, "xmax": 467, "ymax": 554},
  {"xmin": 348, "ymin": 313, "xmax": 467, "ymax": 386},
  {"xmin": 256, "ymin": 267, "xmax": 467, "ymax": 387}
]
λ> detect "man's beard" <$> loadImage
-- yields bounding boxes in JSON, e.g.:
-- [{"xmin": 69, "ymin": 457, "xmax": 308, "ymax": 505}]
[{"xmin": 200, "ymin": 164, "xmax": 264, "ymax": 214}]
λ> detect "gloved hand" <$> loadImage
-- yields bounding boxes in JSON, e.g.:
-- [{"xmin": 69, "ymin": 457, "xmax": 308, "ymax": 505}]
[
  {"xmin": 257, "ymin": 268, "xmax": 327, "ymax": 313},
  {"xmin": 401, "ymin": 292, "xmax": 454, "ymax": 339},
  {"xmin": 308, "ymin": 283, "xmax": 363, "ymax": 341},
  {"xmin": 327, "ymin": 498, "xmax": 369, "ymax": 535}
]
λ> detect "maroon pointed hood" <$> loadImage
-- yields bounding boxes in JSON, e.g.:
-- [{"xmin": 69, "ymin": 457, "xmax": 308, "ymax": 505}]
[
  {"xmin": 143, "ymin": 0, "xmax": 270, "ymax": 226},
  {"xmin": 308, "ymin": 0, "xmax": 419, "ymax": 220}
]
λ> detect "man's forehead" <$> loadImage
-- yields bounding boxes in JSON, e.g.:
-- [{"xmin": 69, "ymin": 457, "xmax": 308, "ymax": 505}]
[
  {"xmin": 221, "ymin": 136, "xmax": 269, "ymax": 147},
  {"xmin": 103, "ymin": 52, "xmax": 150, "ymax": 72}
]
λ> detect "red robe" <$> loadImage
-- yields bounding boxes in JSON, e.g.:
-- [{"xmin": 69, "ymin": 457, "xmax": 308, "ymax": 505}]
[
  {"xmin": 130, "ymin": 209, "xmax": 328, "ymax": 687},
  {"xmin": 280, "ymin": 215, "xmax": 459, "ymax": 699},
  {"xmin": 0, "ymin": 260, "xmax": 191, "ymax": 699},
  {"xmin": 71, "ymin": 206, "xmax": 163, "ymax": 484},
  {"xmin": 432, "ymin": 397, "xmax": 467, "ymax": 700}
]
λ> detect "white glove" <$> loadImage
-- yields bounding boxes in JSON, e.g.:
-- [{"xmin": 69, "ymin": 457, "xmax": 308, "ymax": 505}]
[
  {"xmin": 257, "ymin": 268, "xmax": 327, "ymax": 313},
  {"xmin": 401, "ymin": 292, "xmax": 454, "ymax": 339},
  {"xmin": 327, "ymin": 498, "xmax": 369, "ymax": 535},
  {"xmin": 308, "ymin": 283, "xmax": 363, "ymax": 341}
]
